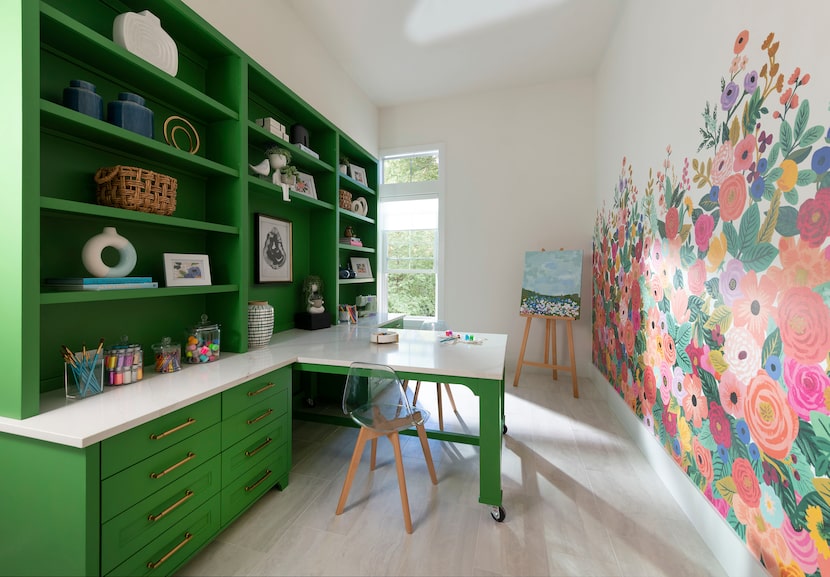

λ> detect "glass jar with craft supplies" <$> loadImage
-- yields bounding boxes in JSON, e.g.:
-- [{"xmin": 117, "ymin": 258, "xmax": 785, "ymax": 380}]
[
  {"xmin": 152, "ymin": 336, "xmax": 181, "ymax": 373},
  {"xmin": 62, "ymin": 340, "xmax": 105, "ymax": 399},
  {"xmin": 185, "ymin": 313, "xmax": 220, "ymax": 363},
  {"xmin": 104, "ymin": 335, "xmax": 143, "ymax": 386}
]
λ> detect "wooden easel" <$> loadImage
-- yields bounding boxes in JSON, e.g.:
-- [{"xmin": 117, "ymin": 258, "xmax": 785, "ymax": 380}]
[{"xmin": 513, "ymin": 248, "xmax": 579, "ymax": 397}]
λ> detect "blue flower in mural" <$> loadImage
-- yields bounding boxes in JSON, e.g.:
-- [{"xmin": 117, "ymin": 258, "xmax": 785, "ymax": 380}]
[
  {"xmin": 750, "ymin": 177, "xmax": 765, "ymax": 200},
  {"xmin": 748, "ymin": 443, "xmax": 760, "ymax": 462},
  {"xmin": 764, "ymin": 354, "xmax": 782, "ymax": 380},
  {"xmin": 735, "ymin": 419, "xmax": 751, "ymax": 444},
  {"xmin": 812, "ymin": 145, "xmax": 830, "ymax": 174}
]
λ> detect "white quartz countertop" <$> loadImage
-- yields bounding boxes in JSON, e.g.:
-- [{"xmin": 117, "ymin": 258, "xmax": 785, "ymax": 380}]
[{"xmin": 0, "ymin": 318, "xmax": 506, "ymax": 449}]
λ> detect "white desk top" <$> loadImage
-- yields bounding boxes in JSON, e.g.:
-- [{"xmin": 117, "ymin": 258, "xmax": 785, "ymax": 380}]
[{"xmin": 0, "ymin": 321, "xmax": 507, "ymax": 448}]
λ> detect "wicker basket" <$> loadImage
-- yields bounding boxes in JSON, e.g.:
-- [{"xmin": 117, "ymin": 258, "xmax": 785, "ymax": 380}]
[
  {"xmin": 94, "ymin": 165, "xmax": 177, "ymax": 216},
  {"xmin": 339, "ymin": 189, "xmax": 352, "ymax": 210}
]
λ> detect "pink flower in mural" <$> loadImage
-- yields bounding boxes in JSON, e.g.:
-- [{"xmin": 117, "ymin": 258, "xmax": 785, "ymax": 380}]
[
  {"xmin": 720, "ymin": 258, "xmax": 746, "ymax": 305},
  {"xmin": 784, "ymin": 358, "xmax": 830, "ymax": 419},
  {"xmin": 669, "ymin": 287, "xmax": 691, "ymax": 325},
  {"xmin": 796, "ymin": 188, "xmax": 830, "ymax": 247},
  {"xmin": 734, "ymin": 30, "xmax": 749, "ymax": 54},
  {"xmin": 776, "ymin": 286, "xmax": 830, "ymax": 364},
  {"xmin": 665, "ymin": 206, "xmax": 679, "ymax": 239},
  {"xmin": 659, "ymin": 361, "xmax": 673, "ymax": 405},
  {"xmin": 719, "ymin": 370, "xmax": 746, "ymax": 419},
  {"xmin": 719, "ymin": 173, "xmax": 748, "ymax": 221},
  {"xmin": 733, "ymin": 457, "xmax": 761, "ymax": 508},
  {"xmin": 694, "ymin": 213, "xmax": 715, "ymax": 251},
  {"xmin": 643, "ymin": 365, "xmax": 657, "ymax": 407},
  {"xmin": 732, "ymin": 270, "xmax": 777, "ymax": 345},
  {"xmin": 709, "ymin": 401, "xmax": 732, "ymax": 448},
  {"xmin": 687, "ymin": 258, "xmax": 708, "ymax": 295},
  {"xmin": 693, "ymin": 436, "xmax": 713, "ymax": 483},
  {"xmin": 733, "ymin": 134, "xmax": 757, "ymax": 172},
  {"xmin": 711, "ymin": 142, "xmax": 735, "ymax": 186},
  {"xmin": 682, "ymin": 372, "xmax": 708, "ymax": 428},
  {"xmin": 724, "ymin": 327, "xmax": 761, "ymax": 384},
  {"xmin": 781, "ymin": 517, "xmax": 819, "ymax": 575},
  {"xmin": 767, "ymin": 236, "xmax": 830, "ymax": 291},
  {"xmin": 663, "ymin": 332, "xmax": 677, "ymax": 365},
  {"xmin": 744, "ymin": 372, "xmax": 799, "ymax": 461},
  {"xmin": 671, "ymin": 366, "xmax": 686, "ymax": 401}
]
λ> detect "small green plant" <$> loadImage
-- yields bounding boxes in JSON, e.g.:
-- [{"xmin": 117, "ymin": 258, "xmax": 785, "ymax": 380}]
[
  {"xmin": 265, "ymin": 145, "xmax": 292, "ymax": 162},
  {"xmin": 281, "ymin": 165, "xmax": 299, "ymax": 177},
  {"xmin": 339, "ymin": 153, "xmax": 350, "ymax": 166}
]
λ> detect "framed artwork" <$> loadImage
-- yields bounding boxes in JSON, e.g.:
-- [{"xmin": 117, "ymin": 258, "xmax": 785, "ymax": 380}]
[
  {"xmin": 519, "ymin": 249, "xmax": 583, "ymax": 319},
  {"xmin": 255, "ymin": 213, "xmax": 292, "ymax": 283},
  {"xmin": 163, "ymin": 253, "xmax": 212, "ymax": 287},
  {"xmin": 350, "ymin": 256, "xmax": 372, "ymax": 279},
  {"xmin": 349, "ymin": 164, "xmax": 367, "ymax": 185},
  {"xmin": 293, "ymin": 171, "xmax": 317, "ymax": 199}
]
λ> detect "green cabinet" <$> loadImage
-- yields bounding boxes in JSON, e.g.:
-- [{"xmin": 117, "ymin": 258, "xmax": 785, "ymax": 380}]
[{"xmin": 3, "ymin": 0, "xmax": 378, "ymax": 420}]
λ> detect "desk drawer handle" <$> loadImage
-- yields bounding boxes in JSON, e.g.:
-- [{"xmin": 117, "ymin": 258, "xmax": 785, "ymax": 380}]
[
  {"xmin": 150, "ymin": 452, "xmax": 196, "ymax": 479},
  {"xmin": 244, "ymin": 437, "xmax": 272, "ymax": 457},
  {"xmin": 247, "ymin": 381, "xmax": 275, "ymax": 396},
  {"xmin": 146, "ymin": 531, "xmax": 193, "ymax": 569},
  {"xmin": 245, "ymin": 469, "xmax": 272, "ymax": 492},
  {"xmin": 149, "ymin": 418, "xmax": 196, "ymax": 440},
  {"xmin": 246, "ymin": 408, "xmax": 273, "ymax": 425},
  {"xmin": 148, "ymin": 490, "xmax": 194, "ymax": 522}
]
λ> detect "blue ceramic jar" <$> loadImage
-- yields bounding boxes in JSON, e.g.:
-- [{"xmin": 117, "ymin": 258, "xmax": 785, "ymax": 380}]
[
  {"xmin": 108, "ymin": 92, "xmax": 154, "ymax": 138},
  {"xmin": 62, "ymin": 80, "xmax": 103, "ymax": 120}
]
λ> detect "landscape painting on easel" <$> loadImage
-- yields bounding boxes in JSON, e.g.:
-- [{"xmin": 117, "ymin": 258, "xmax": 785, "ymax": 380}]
[{"xmin": 519, "ymin": 250, "xmax": 583, "ymax": 319}]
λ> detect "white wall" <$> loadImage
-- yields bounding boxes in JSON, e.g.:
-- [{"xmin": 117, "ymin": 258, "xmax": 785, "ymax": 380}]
[
  {"xmin": 595, "ymin": 1, "xmax": 830, "ymax": 574},
  {"xmin": 181, "ymin": 0, "xmax": 379, "ymax": 155},
  {"xmin": 380, "ymin": 79, "xmax": 596, "ymax": 374}
]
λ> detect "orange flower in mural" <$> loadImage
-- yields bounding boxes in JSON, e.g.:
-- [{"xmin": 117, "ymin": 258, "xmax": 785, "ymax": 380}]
[
  {"xmin": 693, "ymin": 436, "xmax": 713, "ymax": 483},
  {"xmin": 734, "ymin": 30, "xmax": 750, "ymax": 54},
  {"xmin": 778, "ymin": 159, "xmax": 799, "ymax": 192},
  {"xmin": 744, "ymin": 372, "xmax": 799, "ymax": 461},
  {"xmin": 733, "ymin": 457, "xmax": 761, "ymax": 507},
  {"xmin": 682, "ymin": 372, "xmax": 708, "ymax": 427},
  {"xmin": 776, "ymin": 286, "xmax": 830, "ymax": 364},
  {"xmin": 767, "ymin": 236, "xmax": 830, "ymax": 291},
  {"xmin": 719, "ymin": 173, "xmax": 747, "ymax": 221}
]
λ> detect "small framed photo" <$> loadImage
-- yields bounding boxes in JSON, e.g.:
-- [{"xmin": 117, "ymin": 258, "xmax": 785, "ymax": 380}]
[
  {"xmin": 350, "ymin": 256, "xmax": 372, "ymax": 279},
  {"xmin": 349, "ymin": 164, "xmax": 367, "ymax": 185},
  {"xmin": 293, "ymin": 171, "xmax": 317, "ymax": 199},
  {"xmin": 163, "ymin": 253, "xmax": 212, "ymax": 287},
  {"xmin": 256, "ymin": 213, "xmax": 293, "ymax": 283}
]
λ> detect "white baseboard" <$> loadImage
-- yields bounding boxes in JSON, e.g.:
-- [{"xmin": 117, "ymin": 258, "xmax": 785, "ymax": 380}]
[{"xmin": 588, "ymin": 365, "xmax": 767, "ymax": 577}]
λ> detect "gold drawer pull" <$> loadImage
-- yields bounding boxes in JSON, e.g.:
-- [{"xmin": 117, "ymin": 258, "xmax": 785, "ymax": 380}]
[
  {"xmin": 247, "ymin": 381, "xmax": 275, "ymax": 396},
  {"xmin": 148, "ymin": 490, "xmax": 194, "ymax": 522},
  {"xmin": 150, "ymin": 452, "xmax": 196, "ymax": 479},
  {"xmin": 246, "ymin": 408, "xmax": 273, "ymax": 425},
  {"xmin": 149, "ymin": 418, "xmax": 196, "ymax": 440},
  {"xmin": 244, "ymin": 437, "xmax": 273, "ymax": 457},
  {"xmin": 245, "ymin": 469, "xmax": 272, "ymax": 492},
  {"xmin": 146, "ymin": 532, "xmax": 193, "ymax": 570}
]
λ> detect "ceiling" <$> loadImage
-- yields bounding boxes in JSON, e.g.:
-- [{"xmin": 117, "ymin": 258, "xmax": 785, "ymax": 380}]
[{"xmin": 288, "ymin": 0, "xmax": 625, "ymax": 108}]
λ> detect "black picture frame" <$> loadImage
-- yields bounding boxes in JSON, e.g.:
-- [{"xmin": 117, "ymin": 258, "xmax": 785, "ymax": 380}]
[{"xmin": 255, "ymin": 213, "xmax": 292, "ymax": 283}]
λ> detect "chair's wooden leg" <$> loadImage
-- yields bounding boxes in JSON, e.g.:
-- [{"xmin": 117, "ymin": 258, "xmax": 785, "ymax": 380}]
[
  {"xmin": 415, "ymin": 423, "xmax": 438, "ymax": 485},
  {"xmin": 336, "ymin": 427, "xmax": 370, "ymax": 515},
  {"xmin": 413, "ymin": 381, "xmax": 422, "ymax": 404},
  {"xmin": 443, "ymin": 383, "xmax": 458, "ymax": 413},
  {"xmin": 389, "ymin": 433, "xmax": 412, "ymax": 533},
  {"xmin": 370, "ymin": 437, "xmax": 378, "ymax": 470},
  {"xmin": 436, "ymin": 382, "xmax": 444, "ymax": 431}
]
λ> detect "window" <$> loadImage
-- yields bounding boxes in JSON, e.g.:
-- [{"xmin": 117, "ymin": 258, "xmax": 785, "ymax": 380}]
[{"xmin": 379, "ymin": 145, "xmax": 444, "ymax": 321}]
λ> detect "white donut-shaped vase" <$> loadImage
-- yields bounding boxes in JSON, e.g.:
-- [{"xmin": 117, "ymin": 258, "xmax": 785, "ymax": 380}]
[{"xmin": 82, "ymin": 226, "xmax": 137, "ymax": 278}]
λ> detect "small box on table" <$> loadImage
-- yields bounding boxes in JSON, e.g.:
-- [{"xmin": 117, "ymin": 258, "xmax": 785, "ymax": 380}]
[{"xmin": 295, "ymin": 312, "xmax": 331, "ymax": 330}]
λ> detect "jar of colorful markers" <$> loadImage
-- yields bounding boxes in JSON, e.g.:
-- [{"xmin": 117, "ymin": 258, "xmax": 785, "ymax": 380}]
[
  {"xmin": 152, "ymin": 336, "xmax": 181, "ymax": 373},
  {"xmin": 104, "ymin": 336, "xmax": 143, "ymax": 385},
  {"xmin": 185, "ymin": 313, "xmax": 220, "ymax": 363}
]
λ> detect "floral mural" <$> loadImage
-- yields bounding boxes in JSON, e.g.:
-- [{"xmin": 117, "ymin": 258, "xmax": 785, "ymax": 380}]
[{"xmin": 593, "ymin": 30, "xmax": 830, "ymax": 576}]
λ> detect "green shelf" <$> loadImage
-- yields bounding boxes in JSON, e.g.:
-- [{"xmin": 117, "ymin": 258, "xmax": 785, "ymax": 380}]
[{"xmin": 40, "ymin": 284, "xmax": 238, "ymax": 305}]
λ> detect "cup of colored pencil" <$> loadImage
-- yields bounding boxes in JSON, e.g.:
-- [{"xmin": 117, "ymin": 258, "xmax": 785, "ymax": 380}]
[{"xmin": 62, "ymin": 339, "xmax": 105, "ymax": 399}]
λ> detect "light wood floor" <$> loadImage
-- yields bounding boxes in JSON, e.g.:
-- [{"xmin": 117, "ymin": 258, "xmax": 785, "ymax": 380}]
[{"xmin": 177, "ymin": 370, "xmax": 730, "ymax": 576}]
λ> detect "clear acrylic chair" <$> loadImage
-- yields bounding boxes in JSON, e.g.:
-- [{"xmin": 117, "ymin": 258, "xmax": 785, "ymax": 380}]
[
  {"xmin": 410, "ymin": 320, "xmax": 459, "ymax": 431},
  {"xmin": 335, "ymin": 362, "xmax": 438, "ymax": 533}
]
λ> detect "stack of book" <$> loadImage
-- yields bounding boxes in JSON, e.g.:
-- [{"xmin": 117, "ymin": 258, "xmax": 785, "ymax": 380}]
[
  {"xmin": 339, "ymin": 237, "xmax": 363, "ymax": 247},
  {"xmin": 44, "ymin": 277, "xmax": 158, "ymax": 291}
]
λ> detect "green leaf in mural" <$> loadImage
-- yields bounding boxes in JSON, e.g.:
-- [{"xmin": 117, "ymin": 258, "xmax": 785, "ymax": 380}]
[
  {"xmin": 800, "ymin": 125, "xmax": 825, "ymax": 148},
  {"xmin": 762, "ymin": 328, "xmax": 783, "ymax": 364},
  {"xmin": 698, "ymin": 367, "xmax": 721, "ymax": 405},
  {"xmin": 700, "ymin": 195, "xmax": 719, "ymax": 212},
  {"xmin": 676, "ymin": 348, "xmax": 693, "ymax": 374},
  {"xmin": 815, "ymin": 282, "xmax": 830, "ymax": 310},
  {"xmin": 771, "ymin": 462, "xmax": 800, "ymax": 523},
  {"xmin": 784, "ymin": 187, "xmax": 799, "ymax": 205},
  {"xmin": 787, "ymin": 146, "xmax": 812, "ymax": 165},
  {"xmin": 768, "ymin": 142, "xmax": 781, "ymax": 167},
  {"xmin": 716, "ymin": 476, "xmax": 737, "ymax": 506},
  {"xmin": 797, "ymin": 169, "xmax": 817, "ymax": 186},
  {"xmin": 704, "ymin": 305, "xmax": 733, "ymax": 332},
  {"xmin": 727, "ymin": 509, "xmax": 747, "ymax": 540},
  {"xmin": 793, "ymin": 99, "xmax": 810, "ymax": 144},
  {"xmin": 742, "ymin": 87, "xmax": 763, "ymax": 134},
  {"xmin": 697, "ymin": 425, "xmax": 718, "ymax": 451},
  {"xmin": 796, "ymin": 491, "xmax": 830, "ymax": 531},
  {"xmin": 687, "ymin": 295, "xmax": 705, "ymax": 321},
  {"xmin": 780, "ymin": 119, "xmax": 793, "ymax": 153},
  {"xmin": 675, "ymin": 321, "xmax": 693, "ymax": 350},
  {"xmin": 723, "ymin": 221, "xmax": 740, "ymax": 257},
  {"xmin": 741, "ymin": 242, "xmax": 778, "ymax": 272},
  {"xmin": 812, "ymin": 411, "xmax": 830, "ymax": 443},
  {"xmin": 821, "ymin": 171, "xmax": 830, "ymax": 189},
  {"xmin": 775, "ymin": 205, "xmax": 800, "ymax": 236},
  {"xmin": 705, "ymin": 278, "xmax": 721, "ymax": 300},
  {"xmin": 758, "ymin": 191, "xmax": 780, "ymax": 244},
  {"xmin": 680, "ymin": 243, "xmax": 697, "ymax": 269},
  {"xmin": 739, "ymin": 202, "xmax": 761, "ymax": 252}
]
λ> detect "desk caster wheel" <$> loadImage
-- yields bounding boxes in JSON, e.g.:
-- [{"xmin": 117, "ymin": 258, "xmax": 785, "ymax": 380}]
[
  {"xmin": 305, "ymin": 397, "xmax": 315, "ymax": 407},
  {"xmin": 490, "ymin": 506, "xmax": 506, "ymax": 522}
]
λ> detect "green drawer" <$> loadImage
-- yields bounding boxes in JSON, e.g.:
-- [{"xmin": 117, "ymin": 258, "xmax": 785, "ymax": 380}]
[
  {"xmin": 102, "ymin": 424, "xmax": 221, "ymax": 522},
  {"xmin": 102, "ymin": 396, "xmax": 220, "ymax": 479},
  {"xmin": 102, "ymin": 455, "xmax": 221, "ymax": 574},
  {"xmin": 221, "ymin": 413, "xmax": 290, "ymax": 486},
  {"xmin": 107, "ymin": 496, "xmax": 220, "ymax": 577},
  {"xmin": 221, "ymin": 388, "xmax": 288, "ymax": 450},
  {"xmin": 222, "ymin": 367, "xmax": 290, "ymax": 418},
  {"xmin": 220, "ymin": 444, "xmax": 290, "ymax": 526}
]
